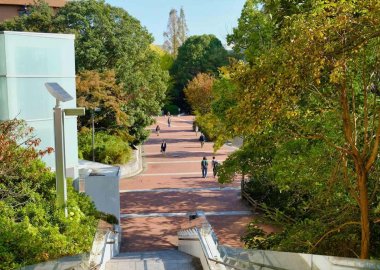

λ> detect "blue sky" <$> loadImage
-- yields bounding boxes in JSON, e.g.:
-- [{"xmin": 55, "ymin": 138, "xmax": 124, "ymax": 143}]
[{"xmin": 106, "ymin": 0, "xmax": 246, "ymax": 45}]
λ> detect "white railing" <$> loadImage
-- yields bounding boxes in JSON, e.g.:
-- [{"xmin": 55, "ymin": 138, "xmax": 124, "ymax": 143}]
[
  {"xmin": 178, "ymin": 212, "xmax": 229, "ymax": 270},
  {"xmin": 177, "ymin": 213, "xmax": 380, "ymax": 270},
  {"xmin": 218, "ymin": 245, "xmax": 380, "ymax": 270},
  {"xmin": 178, "ymin": 227, "xmax": 227, "ymax": 270},
  {"xmin": 87, "ymin": 224, "xmax": 120, "ymax": 270}
]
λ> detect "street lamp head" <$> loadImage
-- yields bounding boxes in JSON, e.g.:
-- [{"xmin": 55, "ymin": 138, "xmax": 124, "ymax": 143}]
[{"xmin": 45, "ymin": 82, "xmax": 73, "ymax": 102}]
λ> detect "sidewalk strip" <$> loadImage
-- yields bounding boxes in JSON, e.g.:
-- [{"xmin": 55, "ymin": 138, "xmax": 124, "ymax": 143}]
[
  {"xmin": 140, "ymin": 172, "xmax": 200, "ymax": 176},
  {"xmin": 146, "ymin": 160, "xmax": 225, "ymax": 164},
  {"xmin": 144, "ymin": 144, "xmax": 205, "ymax": 148},
  {"xmin": 120, "ymin": 210, "xmax": 253, "ymax": 218},
  {"xmin": 120, "ymin": 187, "xmax": 240, "ymax": 193},
  {"xmin": 155, "ymin": 120, "xmax": 189, "ymax": 128}
]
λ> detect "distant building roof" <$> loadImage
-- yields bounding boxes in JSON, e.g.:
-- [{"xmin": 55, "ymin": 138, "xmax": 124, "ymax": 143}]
[{"xmin": 0, "ymin": 0, "xmax": 66, "ymax": 8}]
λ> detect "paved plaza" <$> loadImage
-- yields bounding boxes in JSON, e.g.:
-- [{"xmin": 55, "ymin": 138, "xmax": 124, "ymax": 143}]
[{"xmin": 119, "ymin": 116, "xmax": 273, "ymax": 252}]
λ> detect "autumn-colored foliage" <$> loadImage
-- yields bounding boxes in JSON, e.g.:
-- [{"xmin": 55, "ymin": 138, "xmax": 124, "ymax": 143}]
[
  {"xmin": 76, "ymin": 70, "xmax": 129, "ymax": 132},
  {"xmin": 184, "ymin": 73, "xmax": 215, "ymax": 115},
  {"xmin": 198, "ymin": 0, "xmax": 380, "ymax": 259},
  {"xmin": 0, "ymin": 119, "xmax": 53, "ymax": 178}
]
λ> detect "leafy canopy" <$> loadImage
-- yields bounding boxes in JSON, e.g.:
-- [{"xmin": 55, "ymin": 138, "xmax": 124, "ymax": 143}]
[
  {"xmin": 170, "ymin": 34, "xmax": 228, "ymax": 110},
  {"xmin": 184, "ymin": 73, "xmax": 215, "ymax": 115},
  {"xmin": 198, "ymin": 0, "xmax": 380, "ymax": 258}
]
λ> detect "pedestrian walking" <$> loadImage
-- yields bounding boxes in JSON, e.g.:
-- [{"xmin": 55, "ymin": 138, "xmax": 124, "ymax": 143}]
[
  {"xmin": 195, "ymin": 125, "xmax": 199, "ymax": 136},
  {"xmin": 199, "ymin": 133, "xmax": 205, "ymax": 148},
  {"xmin": 168, "ymin": 116, "xmax": 171, "ymax": 127},
  {"xmin": 201, "ymin": 156, "xmax": 208, "ymax": 178},
  {"xmin": 155, "ymin": 125, "xmax": 160, "ymax": 136},
  {"xmin": 160, "ymin": 140, "xmax": 167, "ymax": 155},
  {"xmin": 212, "ymin": 156, "xmax": 219, "ymax": 178}
]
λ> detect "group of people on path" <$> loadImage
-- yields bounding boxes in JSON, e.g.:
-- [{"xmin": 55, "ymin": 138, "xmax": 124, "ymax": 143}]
[
  {"xmin": 201, "ymin": 156, "xmax": 219, "ymax": 178},
  {"xmin": 155, "ymin": 116, "xmax": 220, "ymax": 178}
]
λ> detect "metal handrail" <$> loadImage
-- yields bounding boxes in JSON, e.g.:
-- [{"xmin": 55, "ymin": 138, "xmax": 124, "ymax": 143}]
[
  {"xmin": 206, "ymin": 257, "xmax": 246, "ymax": 270},
  {"xmin": 179, "ymin": 225, "xmax": 288, "ymax": 270},
  {"xmin": 209, "ymin": 256, "xmax": 288, "ymax": 270}
]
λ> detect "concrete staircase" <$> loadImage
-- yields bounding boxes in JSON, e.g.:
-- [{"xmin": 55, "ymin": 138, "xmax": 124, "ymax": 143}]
[{"xmin": 105, "ymin": 249, "xmax": 202, "ymax": 270}]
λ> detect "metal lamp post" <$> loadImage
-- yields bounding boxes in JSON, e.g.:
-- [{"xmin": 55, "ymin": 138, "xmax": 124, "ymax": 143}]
[
  {"xmin": 45, "ymin": 82, "xmax": 85, "ymax": 217},
  {"xmin": 91, "ymin": 108, "xmax": 101, "ymax": 162}
]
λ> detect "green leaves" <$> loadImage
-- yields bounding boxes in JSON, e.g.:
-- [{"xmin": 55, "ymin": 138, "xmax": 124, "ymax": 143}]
[
  {"xmin": 196, "ymin": 0, "xmax": 380, "ymax": 258},
  {"xmin": 227, "ymin": 0, "xmax": 275, "ymax": 62},
  {"xmin": 0, "ymin": 121, "xmax": 98, "ymax": 268},
  {"xmin": 170, "ymin": 34, "xmax": 228, "ymax": 109},
  {"xmin": 78, "ymin": 130, "xmax": 132, "ymax": 164}
]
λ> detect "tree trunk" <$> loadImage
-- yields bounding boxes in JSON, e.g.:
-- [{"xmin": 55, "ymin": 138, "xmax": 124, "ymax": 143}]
[
  {"xmin": 358, "ymin": 170, "xmax": 370, "ymax": 259},
  {"xmin": 340, "ymin": 83, "xmax": 371, "ymax": 258}
]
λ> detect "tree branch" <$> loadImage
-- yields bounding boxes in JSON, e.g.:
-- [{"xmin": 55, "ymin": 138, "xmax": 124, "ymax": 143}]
[
  {"xmin": 342, "ymin": 154, "xmax": 360, "ymax": 204},
  {"xmin": 365, "ymin": 110, "xmax": 380, "ymax": 171},
  {"xmin": 311, "ymin": 221, "xmax": 361, "ymax": 252},
  {"xmin": 362, "ymin": 52, "xmax": 369, "ymax": 156}
]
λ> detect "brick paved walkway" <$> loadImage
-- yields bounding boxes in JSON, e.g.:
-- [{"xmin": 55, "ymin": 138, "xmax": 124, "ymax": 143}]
[{"xmin": 119, "ymin": 116, "xmax": 273, "ymax": 252}]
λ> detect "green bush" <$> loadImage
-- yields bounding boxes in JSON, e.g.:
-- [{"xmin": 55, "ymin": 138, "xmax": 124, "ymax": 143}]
[
  {"xmin": 78, "ymin": 131, "xmax": 132, "ymax": 165},
  {"xmin": 0, "ymin": 162, "xmax": 98, "ymax": 269},
  {"xmin": 238, "ymin": 138, "xmax": 380, "ymax": 258},
  {"xmin": 0, "ymin": 120, "xmax": 101, "ymax": 269}
]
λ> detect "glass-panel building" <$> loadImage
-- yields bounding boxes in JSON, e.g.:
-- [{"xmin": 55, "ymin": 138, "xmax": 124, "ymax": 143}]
[{"xmin": 0, "ymin": 31, "xmax": 78, "ymax": 177}]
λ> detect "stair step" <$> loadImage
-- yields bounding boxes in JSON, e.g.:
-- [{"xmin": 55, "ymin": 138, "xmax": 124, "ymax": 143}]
[{"xmin": 106, "ymin": 250, "xmax": 202, "ymax": 270}]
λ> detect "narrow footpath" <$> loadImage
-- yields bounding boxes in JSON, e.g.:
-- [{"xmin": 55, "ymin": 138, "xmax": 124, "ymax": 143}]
[{"xmin": 119, "ymin": 116, "xmax": 261, "ymax": 252}]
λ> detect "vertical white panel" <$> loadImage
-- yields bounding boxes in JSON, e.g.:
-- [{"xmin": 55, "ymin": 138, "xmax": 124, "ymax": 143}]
[{"xmin": 1, "ymin": 32, "xmax": 77, "ymax": 171}]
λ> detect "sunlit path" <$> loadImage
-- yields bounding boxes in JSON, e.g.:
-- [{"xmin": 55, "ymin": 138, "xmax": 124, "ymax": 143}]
[{"xmin": 119, "ymin": 115, "xmax": 260, "ymax": 252}]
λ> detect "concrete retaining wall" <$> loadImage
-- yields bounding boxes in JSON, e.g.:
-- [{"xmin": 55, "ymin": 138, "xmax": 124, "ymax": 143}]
[
  {"xmin": 84, "ymin": 173, "xmax": 121, "ymax": 224},
  {"xmin": 119, "ymin": 146, "xmax": 143, "ymax": 178},
  {"xmin": 219, "ymin": 245, "xmax": 380, "ymax": 270}
]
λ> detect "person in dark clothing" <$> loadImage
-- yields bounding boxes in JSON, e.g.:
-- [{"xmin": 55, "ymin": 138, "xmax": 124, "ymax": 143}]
[
  {"xmin": 155, "ymin": 125, "xmax": 160, "ymax": 136},
  {"xmin": 160, "ymin": 140, "xmax": 167, "ymax": 155},
  {"xmin": 199, "ymin": 133, "xmax": 205, "ymax": 148},
  {"xmin": 212, "ymin": 156, "xmax": 219, "ymax": 178},
  {"xmin": 168, "ymin": 116, "xmax": 171, "ymax": 127},
  {"xmin": 201, "ymin": 156, "xmax": 208, "ymax": 178}
]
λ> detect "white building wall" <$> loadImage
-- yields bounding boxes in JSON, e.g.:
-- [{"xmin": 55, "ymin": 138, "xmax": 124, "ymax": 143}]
[{"xmin": 0, "ymin": 31, "xmax": 78, "ymax": 176}]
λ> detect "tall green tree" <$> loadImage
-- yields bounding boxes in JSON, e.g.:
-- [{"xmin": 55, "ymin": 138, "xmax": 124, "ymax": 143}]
[
  {"xmin": 227, "ymin": 0, "xmax": 275, "ymax": 61},
  {"xmin": 227, "ymin": 0, "xmax": 313, "ymax": 62},
  {"xmin": 54, "ymin": 0, "xmax": 169, "ymax": 143},
  {"xmin": 170, "ymin": 34, "xmax": 228, "ymax": 110}
]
